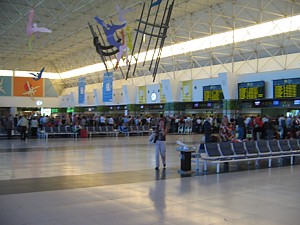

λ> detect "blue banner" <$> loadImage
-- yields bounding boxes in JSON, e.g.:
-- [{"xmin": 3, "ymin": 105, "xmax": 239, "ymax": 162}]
[
  {"xmin": 78, "ymin": 77, "xmax": 85, "ymax": 104},
  {"xmin": 103, "ymin": 72, "xmax": 113, "ymax": 102}
]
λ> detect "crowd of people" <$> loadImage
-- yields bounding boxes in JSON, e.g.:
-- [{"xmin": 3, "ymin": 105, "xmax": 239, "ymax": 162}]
[
  {"xmin": 0, "ymin": 113, "xmax": 299, "ymax": 142},
  {"xmin": 212, "ymin": 114, "xmax": 300, "ymax": 143},
  {"xmin": 0, "ymin": 113, "xmax": 171, "ymax": 139}
]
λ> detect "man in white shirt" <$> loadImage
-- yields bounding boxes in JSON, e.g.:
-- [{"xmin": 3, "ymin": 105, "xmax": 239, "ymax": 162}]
[
  {"xmin": 30, "ymin": 117, "xmax": 39, "ymax": 138},
  {"xmin": 100, "ymin": 115, "xmax": 106, "ymax": 126},
  {"xmin": 108, "ymin": 116, "xmax": 114, "ymax": 126},
  {"xmin": 18, "ymin": 115, "xmax": 29, "ymax": 140}
]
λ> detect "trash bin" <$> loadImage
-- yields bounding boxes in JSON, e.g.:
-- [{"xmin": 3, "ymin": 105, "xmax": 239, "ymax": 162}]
[{"xmin": 176, "ymin": 146, "xmax": 195, "ymax": 174}]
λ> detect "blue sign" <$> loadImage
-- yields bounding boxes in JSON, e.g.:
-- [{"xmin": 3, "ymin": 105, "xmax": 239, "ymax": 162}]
[
  {"xmin": 78, "ymin": 77, "xmax": 85, "ymax": 104},
  {"xmin": 103, "ymin": 72, "xmax": 113, "ymax": 102}
]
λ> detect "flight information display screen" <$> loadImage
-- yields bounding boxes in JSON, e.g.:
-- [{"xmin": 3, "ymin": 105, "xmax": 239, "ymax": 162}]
[
  {"xmin": 203, "ymin": 85, "xmax": 224, "ymax": 101},
  {"xmin": 238, "ymin": 81, "xmax": 265, "ymax": 99},
  {"xmin": 273, "ymin": 78, "xmax": 300, "ymax": 98}
]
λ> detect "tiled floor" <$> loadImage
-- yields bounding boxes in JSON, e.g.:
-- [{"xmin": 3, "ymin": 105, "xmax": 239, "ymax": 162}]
[{"xmin": 0, "ymin": 134, "xmax": 299, "ymax": 225}]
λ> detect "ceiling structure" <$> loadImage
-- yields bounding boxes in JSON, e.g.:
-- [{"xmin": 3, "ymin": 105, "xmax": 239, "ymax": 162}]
[{"xmin": 1, "ymin": 0, "xmax": 300, "ymax": 94}]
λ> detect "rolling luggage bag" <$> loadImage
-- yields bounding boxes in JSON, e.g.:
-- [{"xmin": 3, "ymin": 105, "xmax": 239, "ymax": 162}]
[{"xmin": 80, "ymin": 129, "xmax": 87, "ymax": 138}]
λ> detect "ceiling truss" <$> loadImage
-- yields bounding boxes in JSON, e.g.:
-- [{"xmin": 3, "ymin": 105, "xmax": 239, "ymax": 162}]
[{"xmin": 0, "ymin": 0, "xmax": 300, "ymax": 93}]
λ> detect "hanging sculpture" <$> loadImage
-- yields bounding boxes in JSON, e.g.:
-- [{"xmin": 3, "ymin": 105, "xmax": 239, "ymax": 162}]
[
  {"xmin": 151, "ymin": 0, "xmax": 163, "ymax": 8},
  {"xmin": 88, "ymin": 22, "xmax": 121, "ymax": 73},
  {"xmin": 88, "ymin": 1, "xmax": 174, "ymax": 82},
  {"xmin": 94, "ymin": 17, "xmax": 128, "ymax": 69},
  {"xmin": 30, "ymin": 67, "xmax": 45, "ymax": 81},
  {"xmin": 26, "ymin": 9, "xmax": 52, "ymax": 49},
  {"xmin": 126, "ymin": 0, "xmax": 175, "ymax": 82}
]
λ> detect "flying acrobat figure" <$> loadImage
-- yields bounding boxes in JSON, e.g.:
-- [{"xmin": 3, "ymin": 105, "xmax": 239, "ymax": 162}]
[
  {"xmin": 30, "ymin": 67, "xmax": 45, "ymax": 81},
  {"xmin": 94, "ymin": 16, "xmax": 128, "ymax": 69},
  {"xmin": 116, "ymin": 5, "xmax": 134, "ymax": 55},
  {"xmin": 115, "ymin": 5, "xmax": 134, "ymax": 24},
  {"xmin": 26, "ymin": 9, "xmax": 51, "ymax": 49},
  {"xmin": 151, "ymin": 0, "xmax": 163, "ymax": 8},
  {"xmin": 26, "ymin": 9, "xmax": 52, "ymax": 37}
]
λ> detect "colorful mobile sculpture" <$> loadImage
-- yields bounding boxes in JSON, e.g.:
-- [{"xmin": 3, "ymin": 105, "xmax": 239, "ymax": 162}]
[
  {"xmin": 88, "ymin": 0, "xmax": 174, "ymax": 82},
  {"xmin": 88, "ymin": 22, "xmax": 121, "ymax": 73},
  {"xmin": 30, "ymin": 67, "xmax": 44, "ymax": 81},
  {"xmin": 94, "ymin": 17, "xmax": 128, "ymax": 69},
  {"xmin": 151, "ymin": 0, "xmax": 163, "ymax": 8},
  {"xmin": 26, "ymin": 9, "xmax": 52, "ymax": 49},
  {"xmin": 126, "ymin": 0, "xmax": 175, "ymax": 81}
]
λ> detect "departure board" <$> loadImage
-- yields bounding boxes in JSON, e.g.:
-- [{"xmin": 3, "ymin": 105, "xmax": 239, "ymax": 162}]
[
  {"xmin": 273, "ymin": 78, "xmax": 300, "ymax": 98},
  {"xmin": 238, "ymin": 81, "xmax": 265, "ymax": 100},
  {"xmin": 203, "ymin": 85, "xmax": 224, "ymax": 101}
]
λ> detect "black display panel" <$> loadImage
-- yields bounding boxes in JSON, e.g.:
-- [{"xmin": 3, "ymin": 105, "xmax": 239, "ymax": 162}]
[
  {"xmin": 273, "ymin": 78, "xmax": 300, "ymax": 98},
  {"xmin": 238, "ymin": 81, "xmax": 265, "ymax": 99},
  {"xmin": 108, "ymin": 105, "xmax": 127, "ymax": 110},
  {"xmin": 203, "ymin": 85, "xmax": 224, "ymax": 101},
  {"xmin": 192, "ymin": 101, "xmax": 223, "ymax": 109}
]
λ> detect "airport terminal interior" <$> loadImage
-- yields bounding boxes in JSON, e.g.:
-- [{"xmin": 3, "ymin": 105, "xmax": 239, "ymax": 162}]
[{"xmin": 1, "ymin": 0, "xmax": 300, "ymax": 224}]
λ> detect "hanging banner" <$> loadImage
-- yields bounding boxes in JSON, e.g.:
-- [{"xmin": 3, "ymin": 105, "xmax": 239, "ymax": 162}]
[
  {"xmin": 78, "ymin": 77, "xmax": 86, "ymax": 104},
  {"xmin": 182, "ymin": 80, "xmax": 192, "ymax": 102},
  {"xmin": 138, "ymin": 86, "xmax": 146, "ymax": 104},
  {"xmin": 160, "ymin": 83, "xmax": 166, "ymax": 103},
  {"xmin": 103, "ymin": 72, "xmax": 113, "ymax": 102}
]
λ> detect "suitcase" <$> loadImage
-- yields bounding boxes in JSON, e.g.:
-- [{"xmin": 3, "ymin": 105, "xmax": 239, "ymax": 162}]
[{"xmin": 80, "ymin": 129, "xmax": 87, "ymax": 138}]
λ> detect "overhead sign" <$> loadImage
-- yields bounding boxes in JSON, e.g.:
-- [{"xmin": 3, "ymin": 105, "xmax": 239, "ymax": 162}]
[
  {"xmin": 78, "ymin": 77, "xmax": 86, "ymax": 104},
  {"xmin": 103, "ymin": 72, "xmax": 113, "ymax": 102}
]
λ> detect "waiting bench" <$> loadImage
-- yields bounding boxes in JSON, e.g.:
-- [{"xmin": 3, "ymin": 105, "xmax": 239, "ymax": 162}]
[
  {"xmin": 42, "ymin": 126, "xmax": 78, "ymax": 139},
  {"xmin": 193, "ymin": 139, "xmax": 300, "ymax": 173}
]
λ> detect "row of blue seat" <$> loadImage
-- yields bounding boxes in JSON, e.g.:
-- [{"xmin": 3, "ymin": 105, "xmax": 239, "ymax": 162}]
[
  {"xmin": 193, "ymin": 139, "xmax": 300, "ymax": 173},
  {"xmin": 40, "ymin": 126, "xmax": 77, "ymax": 138},
  {"xmin": 40, "ymin": 125, "xmax": 152, "ymax": 138},
  {"xmin": 87, "ymin": 125, "xmax": 152, "ymax": 137}
]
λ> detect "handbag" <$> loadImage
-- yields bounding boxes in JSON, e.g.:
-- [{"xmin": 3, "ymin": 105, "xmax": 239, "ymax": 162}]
[{"xmin": 148, "ymin": 132, "xmax": 157, "ymax": 144}]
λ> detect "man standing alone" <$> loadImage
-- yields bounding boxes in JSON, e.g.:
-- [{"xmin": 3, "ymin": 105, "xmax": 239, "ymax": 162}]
[
  {"xmin": 18, "ymin": 115, "xmax": 29, "ymax": 141},
  {"xmin": 237, "ymin": 114, "xmax": 245, "ymax": 140},
  {"xmin": 203, "ymin": 117, "xmax": 212, "ymax": 143}
]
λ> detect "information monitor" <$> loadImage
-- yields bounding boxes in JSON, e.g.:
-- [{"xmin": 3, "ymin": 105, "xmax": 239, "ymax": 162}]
[
  {"xmin": 238, "ymin": 81, "xmax": 265, "ymax": 100},
  {"xmin": 273, "ymin": 78, "xmax": 300, "ymax": 98},
  {"xmin": 203, "ymin": 85, "xmax": 224, "ymax": 101}
]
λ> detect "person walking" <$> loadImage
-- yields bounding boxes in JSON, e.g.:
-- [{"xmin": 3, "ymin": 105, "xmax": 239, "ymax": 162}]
[
  {"xmin": 154, "ymin": 117, "xmax": 169, "ymax": 170},
  {"xmin": 17, "ymin": 115, "xmax": 29, "ymax": 141},
  {"xmin": 30, "ymin": 117, "xmax": 39, "ymax": 138}
]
